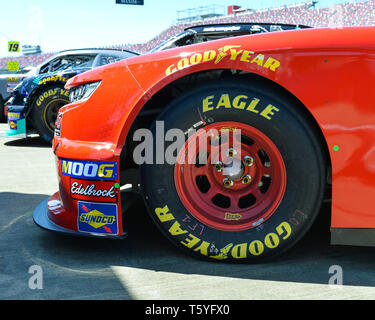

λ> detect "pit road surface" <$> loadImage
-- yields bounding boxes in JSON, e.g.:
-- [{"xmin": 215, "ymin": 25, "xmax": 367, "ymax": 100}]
[{"xmin": 1, "ymin": 123, "xmax": 375, "ymax": 300}]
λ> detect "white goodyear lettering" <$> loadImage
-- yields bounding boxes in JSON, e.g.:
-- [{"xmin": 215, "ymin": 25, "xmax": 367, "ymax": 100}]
[
  {"xmin": 154, "ymin": 205, "xmax": 293, "ymax": 260},
  {"xmin": 202, "ymin": 94, "xmax": 280, "ymax": 120},
  {"xmin": 166, "ymin": 45, "xmax": 280, "ymax": 75}
]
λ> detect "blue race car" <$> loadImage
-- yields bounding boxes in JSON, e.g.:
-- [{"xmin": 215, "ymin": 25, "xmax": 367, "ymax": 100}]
[{"xmin": 6, "ymin": 48, "xmax": 137, "ymax": 142}]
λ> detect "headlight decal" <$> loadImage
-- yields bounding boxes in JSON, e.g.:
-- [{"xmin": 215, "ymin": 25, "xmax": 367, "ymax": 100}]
[{"xmin": 69, "ymin": 81, "xmax": 101, "ymax": 103}]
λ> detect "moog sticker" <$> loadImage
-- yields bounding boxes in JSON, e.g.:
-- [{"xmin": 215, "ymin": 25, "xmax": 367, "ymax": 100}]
[{"xmin": 61, "ymin": 159, "xmax": 118, "ymax": 180}]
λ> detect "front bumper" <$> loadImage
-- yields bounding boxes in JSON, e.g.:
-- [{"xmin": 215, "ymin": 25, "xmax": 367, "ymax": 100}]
[
  {"xmin": 33, "ymin": 197, "xmax": 80, "ymax": 236},
  {"xmin": 33, "ymin": 191, "xmax": 127, "ymax": 239}
]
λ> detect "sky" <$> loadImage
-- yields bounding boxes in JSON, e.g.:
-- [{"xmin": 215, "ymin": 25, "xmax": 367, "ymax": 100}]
[{"xmin": 0, "ymin": 0, "xmax": 363, "ymax": 58}]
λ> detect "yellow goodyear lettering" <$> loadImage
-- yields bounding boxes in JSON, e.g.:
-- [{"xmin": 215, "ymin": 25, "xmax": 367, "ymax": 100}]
[
  {"xmin": 250, "ymin": 54, "xmax": 265, "ymax": 66},
  {"xmin": 180, "ymin": 233, "xmax": 211, "ymax": 256},
  {"xmin": 154, "ymin": 205, "xmax": 175, "ymax": 223},
  {"xmin": 168, "ymin": 221, "xmax": 188, "ymax": 236},
  {"xmin": 193, "ymin": 241, "xmax": 210, "ymax": 256},
  {"xmin": 37, "ymin": 88, "xmax": 61, "ymax": 106},
  {"xmin": 203, "ymin": 50, "xmax": 216, "ymax": 62},
  {"xmin": 180, "ymin": 233, "xmax": 200, "ymax": 248},
  {"xmin": 230, "ymin": 48, "xmax": 243, "ymax": 60},
  {"xmin": 231, "ymin": 243, "xmax": 247, "ymax": 259},
  {"xmin": 230, "ymin": 221, "xmax": 292, "ymax": 259},
  {"xmin": 190, "ymin": 53, "xmax": 202, "ymax": 65},
  {"xmin": 249, "ymin": 240, "xmax": 264, "ymax": 256},
  {"xmin": 264, "ymin": 58, "xmax": 281, "ymax": 71},
  {"xmin": 60, "ymin": 89, "xmax": 68, "ymax": 96},
  {"xmin": 215, "ymin": 45, "xmax": 241, "ymax": 64},
  {"xmin": 177, "ymin": 58, "xmax": 189, "ymax": 70},
  {"xmin": 276, "ymin": 221, "xmax": 292, "ymax": 240},
  {"xmin": 211, "ymin": 243, "xmax": 233, "ymax": 260},
  {"xmin": 165, "ymin": 45, "xmax": 280, "ymax": 75},
  {"xmin": 202, "ymin": 94, "xmax": 279, "ymax": 120},
  {"xmin": 36, "ymin": 97, "xmax": 43, "ymax": 106},
  {"xmin": 264, "ymin": 232, "xmax": 280, "ymax": 249},
  {"xmin": 166, "ymin": 64, "xmax": 177, "ymax": 76},
  {"xmin": 154, "ymin": 203, "xmax": 292, "ymax": 260},
  {"xmin": 240, "ymin": 50, "xmax": 254, "ymax": 63}
]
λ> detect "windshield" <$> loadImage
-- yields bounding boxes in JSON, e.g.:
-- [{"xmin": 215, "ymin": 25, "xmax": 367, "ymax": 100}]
[
  {"xmin": 50, "ymin": 54, "xmax": 96, "ymax": 72},
  {"xmin": 39, "ymin": 54, "xmax": 97, "ymax": 74},
  {"xmin": 150, "ymin": 30, "xmax": 196, "ymax": 53}
]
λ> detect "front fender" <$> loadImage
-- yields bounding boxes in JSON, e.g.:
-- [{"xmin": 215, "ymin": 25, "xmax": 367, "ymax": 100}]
[{"xmin": 61, "ymin": 26, "xmax": 375, "ymax": 230}]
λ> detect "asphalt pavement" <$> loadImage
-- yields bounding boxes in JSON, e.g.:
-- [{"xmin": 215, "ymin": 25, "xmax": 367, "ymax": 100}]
[{"xmin": 1, "ymin": 123, "xmax": 375, "ymax": 300}]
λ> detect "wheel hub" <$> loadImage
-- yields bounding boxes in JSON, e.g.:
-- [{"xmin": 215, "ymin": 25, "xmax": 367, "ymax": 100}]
[
  {"xmin": 174, "ymin": 121, "xmax": 287, "ymax": 231},
  {"xmin": 222, "ymin": 158, "xmax": 244, "ymax": 181}
]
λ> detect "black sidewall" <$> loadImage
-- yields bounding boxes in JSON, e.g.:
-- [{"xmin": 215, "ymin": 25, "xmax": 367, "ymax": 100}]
[
  {"xmin": 31, "ymin": 85, "xmax": 69, "ymax": 142},
  {"xmin": 141, "ymin": 80, "xmax": 325, "ymax": 262}
]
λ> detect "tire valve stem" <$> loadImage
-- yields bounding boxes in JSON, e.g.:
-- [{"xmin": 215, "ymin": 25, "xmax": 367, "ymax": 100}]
[
  {"xmin": 223, "ymin": 178, "xmax": 234, "ymax": 188},
  {"xmin": 243, "ymin": 156, "xmax": 254, "ymax": 166},
  {"xmin": 241, "ymin": 174, "xmax": 252, "ymax": 184},
  {"xmin": 214, "ymin": 161, "xmax": 223, "ymax": 172}
]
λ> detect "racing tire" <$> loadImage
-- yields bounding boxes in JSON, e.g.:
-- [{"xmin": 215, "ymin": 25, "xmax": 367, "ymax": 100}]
[
  {"xmin": 31, "ymin": 85, "xmax": 69, "ymax": 143},
  {"xmin": 140, "ymin": 79, "xmax": 326, "ymax": 262}
]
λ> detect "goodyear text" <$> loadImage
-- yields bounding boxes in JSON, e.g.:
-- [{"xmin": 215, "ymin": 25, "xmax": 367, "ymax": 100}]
[
  {"xmin": 154, "ymin": 205, "xmax": 292, "ymax": 260},
  {"xmin": 166, "ymin": 45, "xmax": 280, "ymax": 75}
]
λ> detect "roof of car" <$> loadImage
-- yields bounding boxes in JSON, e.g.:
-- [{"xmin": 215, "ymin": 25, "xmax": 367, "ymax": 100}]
[
  {"xmin": 185, "ymin": 22, "xmax": 311, "ymax": 33},
  {"xmin": 57, "ymin": 48, "xmax": 139, "ymax": 56}
]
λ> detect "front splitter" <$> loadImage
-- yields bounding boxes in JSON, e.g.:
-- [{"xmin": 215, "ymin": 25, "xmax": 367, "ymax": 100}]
[{"xmin": 33, "ymin": 197, "xmax": 126, "ymax": 239}]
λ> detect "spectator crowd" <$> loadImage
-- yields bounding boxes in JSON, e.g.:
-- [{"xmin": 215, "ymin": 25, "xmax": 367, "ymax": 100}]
[{"xmin": 1, "ymin": 0, "xmax": 374, "ymax": 70}]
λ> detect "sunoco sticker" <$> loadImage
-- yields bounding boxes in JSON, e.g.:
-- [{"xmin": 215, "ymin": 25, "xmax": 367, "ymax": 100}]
[{"xmin": 77, "ymin": 201, "xmax": 118, "ymax": 235}]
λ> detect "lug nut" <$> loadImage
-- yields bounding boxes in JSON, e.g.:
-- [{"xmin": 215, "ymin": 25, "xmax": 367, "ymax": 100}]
[
  {"xmin": 241, "ymin": 174, "xmax": 252, "ymax": 184},
  {"xmin": 227, "ymin": 148, "xmax": 237, "ymax": 157},
  {"xmin": 214, "ymin": 161, "xmax": 223, "ymax": 172},
  {"xmin": 243, "ymin": 156, "xmax": 254, "ymax": 167},
  {"xmin": 223, "ymin": 178, "xmax": 234, "ymax": 188}
]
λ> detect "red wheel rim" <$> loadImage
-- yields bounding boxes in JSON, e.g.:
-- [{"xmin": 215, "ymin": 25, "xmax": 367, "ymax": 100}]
[{"xmin": 174, "ymin": 121, "xmax": 286, "ymax": 231}]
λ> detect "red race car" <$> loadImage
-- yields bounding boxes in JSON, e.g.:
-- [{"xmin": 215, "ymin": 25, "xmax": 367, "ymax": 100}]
[{"xmin": 33, "ymin": 25, "xmax": 375, "ymax": 262}]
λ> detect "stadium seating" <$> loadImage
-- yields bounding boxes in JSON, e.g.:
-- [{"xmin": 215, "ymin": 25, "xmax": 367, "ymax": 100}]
[{"xmin": 1, "ymin": 0, "xmax": 374, "ymax": 70}]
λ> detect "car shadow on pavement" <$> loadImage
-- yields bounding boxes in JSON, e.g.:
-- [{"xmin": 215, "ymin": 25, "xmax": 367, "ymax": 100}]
[
  {"xmin": 2, "ymin": 191, "xmax": 375, "ymax": 299},
  {"xmin": 3, "ymin": 136, "xmax": 51, "ymax": 148}
]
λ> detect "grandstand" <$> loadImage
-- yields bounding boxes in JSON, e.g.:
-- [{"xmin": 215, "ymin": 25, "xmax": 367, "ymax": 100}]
[
  {"xmin": 177, "ymin": 5, "xmax": 225, "ymax": 24},
  {"xmin": 1, "ymin": 0, "xmax": 374, "ymax": 71}
]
